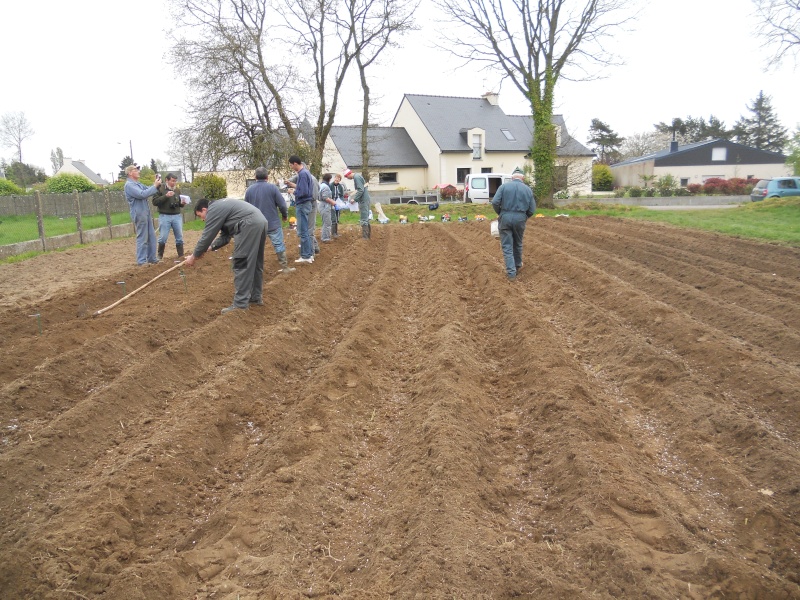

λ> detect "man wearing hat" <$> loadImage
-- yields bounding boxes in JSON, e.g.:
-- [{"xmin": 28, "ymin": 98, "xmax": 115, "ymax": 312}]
[
  {"xmin": 124, "ymin": 164, "xmax": 161, "ymax": 265},
  {"xmin": 343, "ymin": 168, "xmax": 371, "ymax": 239},
  {"xmin": 491, "ymin": 167, "xmax": 536, "ymax": 280}
]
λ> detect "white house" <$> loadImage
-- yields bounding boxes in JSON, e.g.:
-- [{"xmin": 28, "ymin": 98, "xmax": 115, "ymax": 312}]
[{"xmin": 55, "ymin": 158, "xmax": 109, "ymax": 186}]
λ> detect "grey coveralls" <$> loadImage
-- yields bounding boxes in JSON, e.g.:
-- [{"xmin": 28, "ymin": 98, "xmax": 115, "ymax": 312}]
[
  {"xmin": 491, "ymin": 179, "xmax": 536, "ymax": 279},
  {"xmin": 192, "ymin": 199, "xmax": 269, "ymax": 307}
]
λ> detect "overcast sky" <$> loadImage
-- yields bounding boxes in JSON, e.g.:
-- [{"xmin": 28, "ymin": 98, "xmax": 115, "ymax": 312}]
[{"xmin": 1, "ymin": 0, "xmax": 797, "ymax": 182}]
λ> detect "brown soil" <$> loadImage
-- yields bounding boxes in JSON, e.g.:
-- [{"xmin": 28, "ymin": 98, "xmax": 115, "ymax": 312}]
[{"xmin": 1, "ymin": 217, "xmax": 799, "ymax": 599}]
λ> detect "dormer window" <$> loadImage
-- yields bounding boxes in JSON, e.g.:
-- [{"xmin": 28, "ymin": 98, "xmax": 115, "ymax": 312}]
[{"xmin": 472, "ymin": 134, "xmax": 482, "ymax": 159}]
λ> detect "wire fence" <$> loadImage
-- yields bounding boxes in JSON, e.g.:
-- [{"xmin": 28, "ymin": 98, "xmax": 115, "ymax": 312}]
[{"xmin": 0, "ymin": 189, "xmax": 199, "ymax": 259}]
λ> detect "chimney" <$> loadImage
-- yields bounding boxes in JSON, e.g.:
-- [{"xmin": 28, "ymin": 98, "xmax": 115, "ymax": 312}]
[
  {"xmin": 670, "ymin": 140, "xmax": 678, "ymax": 153},
  {"xmin": 482, "ymin": 91, "xmax": 499, "ymax": 106}
]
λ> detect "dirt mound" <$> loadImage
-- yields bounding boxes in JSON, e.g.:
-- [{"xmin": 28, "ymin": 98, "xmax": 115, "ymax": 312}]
[{"xmin": 1, "ymin": 218, "xmax": 799, "ymax": 598}]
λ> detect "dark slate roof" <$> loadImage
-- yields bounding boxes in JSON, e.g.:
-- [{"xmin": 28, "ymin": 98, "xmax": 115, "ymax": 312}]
[
  {"xmin": 67, "ymin": 160, "xmax": 109, "ymax": 185},
  {"xmin": 329, "ymin": 126, "xmax": 427, "ymax": 169},
  {"xmin": 614, "ymin": 138, "xmax": 786, "ymax": 168},
  {"xmin": 395, "ymin": 94, "xmax": 593, "ymax": 157}
]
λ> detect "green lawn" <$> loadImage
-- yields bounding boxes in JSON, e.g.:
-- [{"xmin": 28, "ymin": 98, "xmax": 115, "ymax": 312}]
[{"xmin": 2, "ymin": 198, "xmax": 798, "ymax": 264}]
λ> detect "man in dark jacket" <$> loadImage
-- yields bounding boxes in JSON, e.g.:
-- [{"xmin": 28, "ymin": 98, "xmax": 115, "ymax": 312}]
[
  {"xmin": 152, "ymin": 173, "xmax": 188, "ymax": 260},
  {"xmin": 491, "ymin": 167, "xmax": 536, "ymax": 280},
  {"xmin": 245, "ymin": 167, "xmax": 295, "ymax": 273},
  {"xmin": 184, "ymin": 198, "xmax": 269, "ymax": 313}
]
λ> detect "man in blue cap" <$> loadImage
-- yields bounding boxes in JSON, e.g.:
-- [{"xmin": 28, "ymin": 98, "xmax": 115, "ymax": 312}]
[{"xmin": 491, "ymin": 167, "xmax": 536, "ymax": 280}]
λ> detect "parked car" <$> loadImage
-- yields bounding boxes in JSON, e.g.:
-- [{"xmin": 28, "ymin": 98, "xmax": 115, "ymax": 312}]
[
  {"xmin": 750, "ymin": 177, "xmax": 800, "ymax": 201},
  {"xmin": 464, "ymin": 173, "xmax": 511, "ymax": 203}
]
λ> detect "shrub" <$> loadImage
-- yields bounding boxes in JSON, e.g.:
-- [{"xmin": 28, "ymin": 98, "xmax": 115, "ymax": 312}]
[
  {"xmin": 687, "ymin": 183, "xmax": 703, "ymax": 194},
  {"xmin": 660, "ymin": 188, "xmax": 674, "ymax": 197},
  {"xmin": 592, "ymin": 164, "xmax": 613, "ymax": 191},
  {"xmin": 45, "ymin": 173, "xmax": 97, "ymax": 193},
  {"xmin": 702, "ymin": 177, "xmax": 726, "ymax": 195},
  {"xmin": 613, "ymin": 187, "xmax": 625, "ymax": 198},
  {"xmin": 553, "ymin": 189, "xmax": 570, "ymax": 200},
  {"xmin": 192, "ymin": 174, "xmax": 228, "ymax": 200},
  {"xmin": 0, "ymin": 178, "xmax": 26, "ymax": 195},
  {"xmin": 439, "ymin": 184, "xmax": 463, "ymax": 201},
  {"xmin": 628, "ymin": 186, "xmax": 642, "ymax": 197},
  {"xmin": 644, "ymin": 187, "xmax": 656, "ymax": 197},
  {"xmin": 674, "ymin": 187, "xmax": 691, "ymax": 196}
]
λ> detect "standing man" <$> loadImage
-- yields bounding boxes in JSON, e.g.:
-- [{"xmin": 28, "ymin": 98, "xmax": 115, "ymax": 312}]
[
  {"xmin": 491, "ymin": 167, "xmax": 536, "ymax": 281},
  {"xmin": 344, "ymin": 168, "xmax": 371, "ymax": 239},
  {"xmin": 244, "ymin": 166, "xmax": 295, "ymax": 274},
  {"xmin": 124, "ymin": 164, "xmax": 160, "ymax": 265},
  {"xmin": 152, "ymin": 172, "xmax": 188, "ymax": 261},
  {"xmin": 318, "ymin": 174, "xmax": 335, "ymax": 242},
  {"xmin": 288, "ymin": 156, "xmax": 315, "ymax": 264},
  {"xmin": 329, "ymin": 173, "xmax": 346, "ymax": 238},
  {"xmin": 184, "ymin": 198, "xmax": 269, "ymax": 313}
]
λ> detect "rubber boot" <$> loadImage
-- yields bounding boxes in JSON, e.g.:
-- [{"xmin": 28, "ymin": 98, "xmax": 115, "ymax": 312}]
[
  {"xmin": 176, "ymin": 243, "xmax": 184, "ymax": 258},
  {"xmin": 157, "ymin": 243, "xmax": 166, "ymax": 260},
  {"xmin": 361, "ymin": 224, "xmax": 369, "ymax": 239},
  {"xmin": 277, "ymin": 251, "xmax": 296, "ymax": 273},
  {"xmin": 367, "ymin": 222, "xmax": 371, "ymax": 239},
  {"xmin": 332, "ymin": 220, "xmax": 339, "ymax": 238}
]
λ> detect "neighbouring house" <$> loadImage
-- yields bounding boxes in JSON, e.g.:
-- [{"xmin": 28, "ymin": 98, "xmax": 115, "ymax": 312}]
[
  {"xmin": 56, "ymin": 158, "xmax": 110, "ymax": 186},
  {"xmin": 611, "ymin": 139, "xmax": 790, "ymax": 188}
]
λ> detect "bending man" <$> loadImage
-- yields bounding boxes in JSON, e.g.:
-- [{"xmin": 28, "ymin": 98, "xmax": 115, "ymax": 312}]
[{"xmin": 184, "ymin": 198, "xmax": 269, "ymax": 313}]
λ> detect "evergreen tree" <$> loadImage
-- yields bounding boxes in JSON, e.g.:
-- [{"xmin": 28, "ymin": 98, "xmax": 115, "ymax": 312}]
[
  {"xmin": 587, "ymin": 118, "xmax": 624, "ymax": 164},
  {"xmin": 732, "ymin": 91, "xmax": 787, "ymax": 152},
  {"xmin": 654, "ymin": 115, "xmax": 731, "ymax": 144},
  {"xmin": 118, "ymin": 156, "xmax": 134, "ymax": 180}
]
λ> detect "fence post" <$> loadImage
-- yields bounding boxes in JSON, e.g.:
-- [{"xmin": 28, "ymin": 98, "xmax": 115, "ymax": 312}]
[
  {"xmin": 35, "ymin": 191, "xmax": 46, "ymax": 251},
  {"xmin": 104, "ymin": 188, "xmax": 113, "ymax": 238},
  {"xmin": 74, "ymin": 190, "xmax": 84, "ymax": 245}
]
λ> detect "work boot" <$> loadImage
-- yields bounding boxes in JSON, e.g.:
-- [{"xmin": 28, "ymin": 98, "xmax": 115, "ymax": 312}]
[
  {"xmin": 277, "ymin": 251, "xmax": 296, "ymax": 273},
  {"xmin": 367, "ymin": 223, "xmax": 371, "ymax": 239},
  {"xmin": 361, "ymin": 224, "xmax": 369, "ymax": 239},
  {"xmin": 176, "ymin": 243, "xmax": 184, "ymax": 258},
  {"xmin": 157, "ymin": 243, "xmax": 166, "ymax": 260}
]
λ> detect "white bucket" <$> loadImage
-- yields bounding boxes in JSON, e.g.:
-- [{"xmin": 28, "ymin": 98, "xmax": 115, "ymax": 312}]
[{"xmin": 490, "ymin": 219, "xmax": 499, "ymax": 238}]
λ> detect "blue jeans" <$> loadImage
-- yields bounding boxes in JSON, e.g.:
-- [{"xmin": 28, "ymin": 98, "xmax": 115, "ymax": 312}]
[
  {"xmin": 296, "ymin": 201, "xmax": 313, "ymax": 259},
  {"xmin": 157, "ymin": 213, "xmax": 184, "ymax": 245},
  {"xmin": 498, "ymin": 211, "xmax": 527, "ymax": 278},
  {"xmin": 267, "ymin": 227, "xmax": 285, "ymax": 254}
]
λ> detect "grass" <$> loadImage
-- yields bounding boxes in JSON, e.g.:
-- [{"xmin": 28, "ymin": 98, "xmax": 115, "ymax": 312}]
[{"xmin": 2, "ymin": 198, "xmax": 798, "ymax": 265}]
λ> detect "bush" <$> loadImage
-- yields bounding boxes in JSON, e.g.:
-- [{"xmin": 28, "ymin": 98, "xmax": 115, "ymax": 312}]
[
  {"xmin": 702, "ymin": 178, "xmax": 727, "ymax": 195},
  {"xmin": 628, "ymin": 186, "xmax": 642, "ymax": 197},
  {"xmin": 613, "ymin": 187, "xmax": 625, "ymax": 198},
  {"xmin": 592, "ymin": 164, "xmax": 613, "ymax": 191},
  {"xmin": 193, "ymin": 174, "xmax": 227, "ymax": 200},
  {"xmin": 674, "ymin": 187, "xmax": 691, "ymax": 196},
  {"xmin": 438, "ymin": 184, "xmax": 463, "ymax": 201},
  {"xmin": 687, "ymin": 183, "xmax": 702, "ymax": 194},
  {"xmin": 45, "ymin": 173, "xmax": 97, "ymax": 193},
  {"xmin": 644, "ymin": 187, "xmax": 656, "ymax": 197},
  {"xmin": 0, "ymin": 178, "xmax": 26, "ymax": 195}
]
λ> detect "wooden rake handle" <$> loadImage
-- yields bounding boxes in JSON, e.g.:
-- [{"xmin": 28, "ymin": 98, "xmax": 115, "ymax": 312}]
[{"xmin": 93, "ymin": 260, "xmax": 186, "ymax": 317}]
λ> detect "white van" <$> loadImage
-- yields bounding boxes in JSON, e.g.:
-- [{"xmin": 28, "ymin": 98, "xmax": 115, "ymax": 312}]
[{"xmin": 464, "ymin": 173, "xmax": 511, "ymax": 203}]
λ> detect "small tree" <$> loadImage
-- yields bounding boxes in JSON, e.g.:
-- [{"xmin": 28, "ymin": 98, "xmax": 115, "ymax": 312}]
[
  {"xmin": 592, "ymin": 163, "xmax": 613, "ymax": 191},
  {"xmin": 50, "ymin": 147, "xmax": 64, "ymax": 175},
  {"xmin": 193, "ymin": 174, "xmax": 228, "ymax": 200},
  {"xmin": 785, "ymin": 125, "xmax": 800, "ymax": 175},
  {"xmin": 45, "ymin": 173, "xmax": 97, "ymax": 193}
]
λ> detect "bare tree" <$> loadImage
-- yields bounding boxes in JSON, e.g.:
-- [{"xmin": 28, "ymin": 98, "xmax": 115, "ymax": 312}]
[
  {"xmin": 50, "ymin": 147, "xmax": 64, "ymax": 175},
  {"xmin": 619, "ymin": 131, "xmax": 668, "ymax": 160},
  {"xmin": 436, "ymin": 0, "xmax": 633, "ymax": 206},
  {"xmin": 340, "ymin": 0, "xmax": 416, "ymax": 180},
  {"xmin": 754, "ymin": 0, "xmax": 800, "ymax": 67},
  {"xmin": 0, "ymin": 112, "xmax": 35, "ymax": 163}
]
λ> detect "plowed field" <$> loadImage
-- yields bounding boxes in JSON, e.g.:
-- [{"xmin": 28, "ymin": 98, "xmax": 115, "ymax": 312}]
[{"xmin": 1, "ymin": 217, "xmax": 799, "ymax": 599}]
